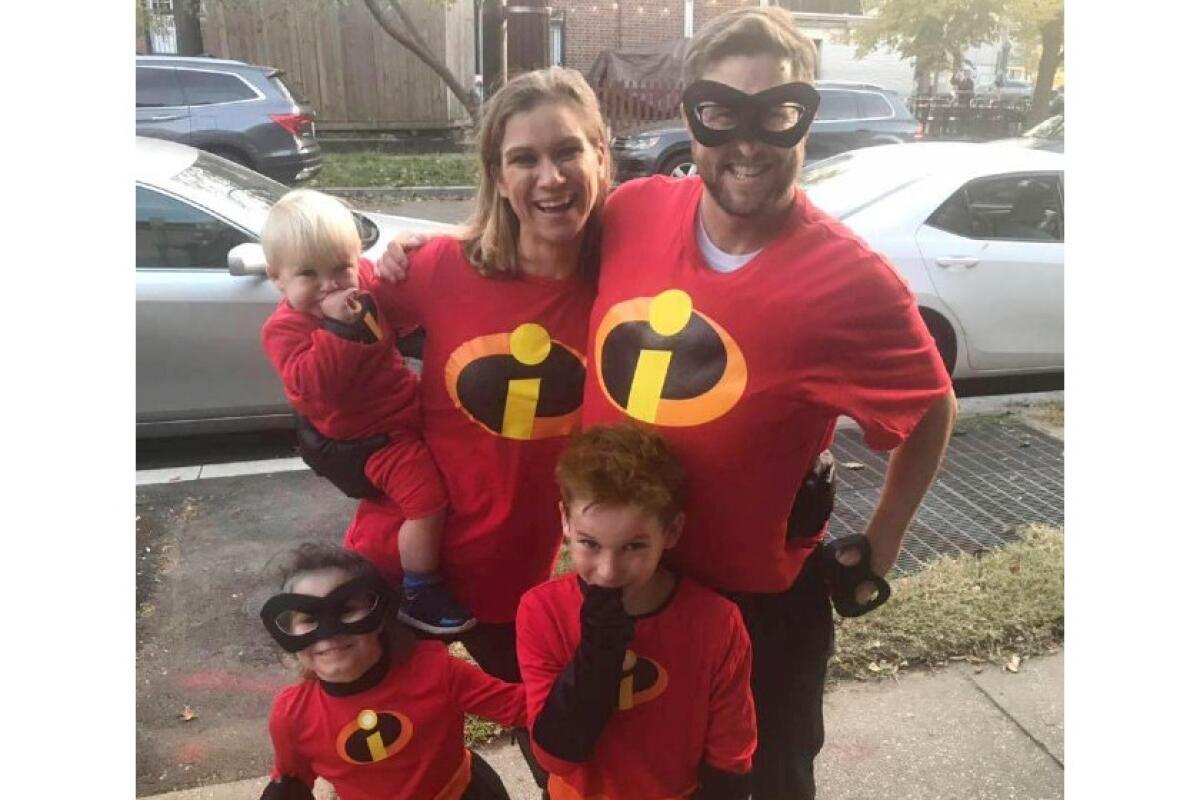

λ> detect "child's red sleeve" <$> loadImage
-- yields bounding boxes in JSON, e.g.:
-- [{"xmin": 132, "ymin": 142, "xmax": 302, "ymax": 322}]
[
  {"xmin": 266, "ymin": 697, "xmax": 317, "ymax": 788},
  {"xmin": 446, "ymin": 655, "xmax": 527, "ymax": 728},
  {"xmin": 515, "ymin": 591, "xmax": 588, "ymax": 778},
  {"xmin": 704, "ymin": 610, "xmax": 757, "ymax": 774},
  {"xmin": 261, "ymin": 309, "xmax": 392, "ymax": 407}
]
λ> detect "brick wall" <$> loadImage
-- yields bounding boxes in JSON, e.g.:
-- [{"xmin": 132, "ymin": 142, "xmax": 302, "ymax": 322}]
[{"xmin": 558, "ymin": 0, "xmax": 754, "ymax": 78}]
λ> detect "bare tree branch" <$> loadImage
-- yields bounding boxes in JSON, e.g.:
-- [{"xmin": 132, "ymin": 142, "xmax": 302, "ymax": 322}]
[{"xmin": 362, "ymin": 0, "xmax": 477, "ymax": 117}]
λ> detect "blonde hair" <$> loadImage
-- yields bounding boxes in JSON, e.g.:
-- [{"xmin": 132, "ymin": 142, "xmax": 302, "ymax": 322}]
[
  {"xmin": 684, "ymin": 6, "xmax": 818, "ymax": 85},
  {"xmin": 458, "ymin": 66, "xmax": 611, "ymax": 280},
  {"xmin": 261, "ymin": 189, "xmax": 361, "ymax": 278}
]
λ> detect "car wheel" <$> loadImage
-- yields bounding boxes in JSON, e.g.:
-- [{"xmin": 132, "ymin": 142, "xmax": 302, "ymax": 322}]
[
  {"xmin": 661, "ymin": 153, "xmax": 698, "ymax": 179},
  {"xmin": 919, "ymin": 308, "xmax": 958, "ymax": 377}
]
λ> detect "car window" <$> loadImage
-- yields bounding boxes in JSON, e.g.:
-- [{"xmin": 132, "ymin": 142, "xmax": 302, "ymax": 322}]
[
  {"xmin": 815, "ymin": 90, "xmax": 857, "ymax": 120},
  {"xmin": 927, "ymin": 173, "xmax": 1063, "ymax": 242},
  {"xmin": 178, "ymin": 70, "xmax": 258, "ymax": 106},
  {"xmin": 136, "ymin": 185, "xmax": 253, "ymax": 269},
  {"xmin": 856, "ymin": 92, "xmax": 892, "ymax": 119},
  {"xmin": 137, "ymin": 67, "xmax": 184, "ymax": 108}
]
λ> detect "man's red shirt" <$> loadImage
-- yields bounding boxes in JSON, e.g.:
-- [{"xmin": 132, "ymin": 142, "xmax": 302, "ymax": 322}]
[{"xmin": 582, "ymin": 177, "xmax": 952, "ymax": 594}]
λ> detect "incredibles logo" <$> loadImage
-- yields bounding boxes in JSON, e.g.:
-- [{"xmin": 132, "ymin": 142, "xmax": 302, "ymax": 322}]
[
  {"xmin": 595, "ymin": 290, "xmax": 747, "ymax": 426},
  {"xmin": 445, "ymin": 323, "xmax": 585, "ymax": 440},
  {"xmin": 617, "ymin": 649, "xmax": 668, "ymax": 710},
  {"xmin": 335, "ymin": 708, "xmax": 413, "ymax": 765}
]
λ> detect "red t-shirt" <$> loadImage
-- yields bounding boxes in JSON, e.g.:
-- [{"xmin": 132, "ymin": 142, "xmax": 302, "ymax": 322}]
[
  {"xmin": 516, "ymin": 574, "xmax": 756, "ymax": 800},
  {"xmin": 582, "ymin": 177, "xmax": 952, "ymax": 594},
  {"xmin": 260, "ymin": 258, "xmax": 422, "ymax": 440},
  {"xmin": 345, "ymin": 238, "xmax": 595, "ymax": 622},
  {"xmin": 267, "ymin": 641, "xmax": 525, "ymax": 800}
]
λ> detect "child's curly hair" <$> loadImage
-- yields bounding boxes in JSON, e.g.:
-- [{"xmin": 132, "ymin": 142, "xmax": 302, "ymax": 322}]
[{"xmin": 555, "ymin": 423, "xmax": 686, "ymax": 526}]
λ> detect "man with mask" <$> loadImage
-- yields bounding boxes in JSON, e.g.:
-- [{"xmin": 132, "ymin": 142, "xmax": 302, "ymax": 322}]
[{"xmin": 580, "ymin": 7, "xmax": 958, "ymax": 799}]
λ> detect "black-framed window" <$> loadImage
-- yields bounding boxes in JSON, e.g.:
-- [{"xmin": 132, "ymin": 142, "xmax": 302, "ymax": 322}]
[
  {"xmin": 927, "ymin": 173, "xmax": 1064, "ymax": 242},
  {"xmin": 137, "ymin": 67, "xmax": 185, "ymax": 108},
  {"xmin": 136, "ymin": 186, "xmax": 253, "ymax": 269},
  {"xmin": 178, "ymin": 70, "xmax": 258, "ymax": 106}
]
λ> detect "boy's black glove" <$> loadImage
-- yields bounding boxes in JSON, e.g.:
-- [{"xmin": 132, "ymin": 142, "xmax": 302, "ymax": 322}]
[
  {"xmin": 259, "ymin": 776, "xmax": 314, "ymax": 800},
  {"xmin": 821, "ymin": 533, "xmax": 891, "ymax": 618},
  {"xmin": 295, "ymin": 414, "xmax": 388, "ymax": 500},
  {"xmin": 532, "ymin": 582, "xmax": 635, "ymax": 763},
  {"xmin": 786, "ymin": 450, "xmax": 836, "ymax": 542},
  {"xmin": 693, "ymin": 762, "xmax": 752, "ymax": 800}
]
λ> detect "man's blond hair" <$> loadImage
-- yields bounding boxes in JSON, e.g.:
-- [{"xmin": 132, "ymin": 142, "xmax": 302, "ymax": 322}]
[
  {"xmin": 684, "ymin": 6, "xmax": 818, "ymax": 85},
  {"xmin": 261, "ymin": 189, "xmax": 361, "ymax": 278}
]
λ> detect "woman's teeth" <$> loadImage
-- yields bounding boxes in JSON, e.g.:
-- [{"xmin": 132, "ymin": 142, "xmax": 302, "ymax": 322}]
[{"xmin": 534, "ymin": 197, "xmax": 573, "ymax": 212}]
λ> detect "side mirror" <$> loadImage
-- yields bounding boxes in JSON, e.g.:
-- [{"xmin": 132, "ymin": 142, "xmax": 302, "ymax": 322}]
[{"xmin": 228, "ymin": 242, "xmax": 268, "ymax": 277}]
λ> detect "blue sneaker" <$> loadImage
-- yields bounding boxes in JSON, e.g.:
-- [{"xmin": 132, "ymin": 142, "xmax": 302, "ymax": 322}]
[{"xmin": 396, "ymin": 578, "xmax": 476, "ymax": 635}]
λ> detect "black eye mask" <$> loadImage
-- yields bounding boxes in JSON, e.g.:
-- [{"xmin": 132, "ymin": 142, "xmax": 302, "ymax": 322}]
[
  {"xmin": 260, "ymin": 574, "xmax": 393, "ymax": 653},
  {"xmin": 682, "ymin": 80, "xmax": 820, "ymax": 148}
]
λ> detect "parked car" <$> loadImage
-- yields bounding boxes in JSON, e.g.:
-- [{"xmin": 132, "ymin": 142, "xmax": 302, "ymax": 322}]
[
  {"xmin": 800, "ymin": 142, "xmax": 1063, "ymax": 379},
  {"xmin": 990, "ymin": 114, "xmax": 1063, "ymax": 153},
  {"xmin": 978, "ymin": 78, "xmax": 1034, "ymax": 102},
  {"xmin": 610, "ymin": 81, "xmax": 921, "ymax": 181},
  {"xmin": 136, "ymin": 55, "xmax": 322, "ymax": 184},
  {"xmin": 136, "ymin": 137, "xmax": 449, "ymax": 438}
]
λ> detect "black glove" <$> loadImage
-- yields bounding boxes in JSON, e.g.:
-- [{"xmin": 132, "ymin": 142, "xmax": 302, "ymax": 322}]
[
  {"xmin": 693, "ymin": 762, "xmax": 752, "ymax": 800},
  {"xmin": 321, "ymin": 293, "xmax": 384, "ymax": 344},
  {"xmin": 259, "ymin": 776, "xmax": 314, "ymax": 800},
  {"xmin": 821, "ymin": 533, "xmax": 891, "ymax": 618},
  {"xmin": 531, "ymin": 582, "xmax": 635, "ymax": 762},
  {"xmin": 786, "ymin": 450, "xmax": 836, "ymax": 542},
  {"xmin": 295, "ymin": 414, "xmax": 388, "ymax": 499}
]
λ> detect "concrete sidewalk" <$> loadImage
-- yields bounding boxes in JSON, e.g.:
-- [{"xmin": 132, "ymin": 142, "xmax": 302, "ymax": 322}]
[{"xmin": 139, "ymin": 651, "xmax": 1063, "ymax": 800}]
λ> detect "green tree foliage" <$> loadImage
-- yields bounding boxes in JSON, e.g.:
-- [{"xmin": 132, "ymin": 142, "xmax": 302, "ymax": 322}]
[
  {"xmin": 854, "ymin": 0, "xmax": 1006, "ymax": 91},
  {"xmin": 1007, "ymin": 0, "xmax": 1063, "ymax": 123}
]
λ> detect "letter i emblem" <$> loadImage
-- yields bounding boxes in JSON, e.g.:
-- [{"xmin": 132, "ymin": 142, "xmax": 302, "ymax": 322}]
[
  {"xmin": 618, "ymin": 649, "xmax": 638, "ymax": 710},
  {"xmin": 357, "ymin": 710, "xmax": 387, "ymax": 762},
  {"xmin": 626, "ymin": 290, "xmax": 692, "ymax": 422},
  {"xmin": 502, "ymin": 323, "xmax": 552, "ymax": 439}
]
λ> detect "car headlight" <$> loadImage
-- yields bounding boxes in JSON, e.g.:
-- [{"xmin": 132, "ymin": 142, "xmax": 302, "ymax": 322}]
[{"xmin": 623, "ymin": 136, "xmax": 661, "ymax": 151}]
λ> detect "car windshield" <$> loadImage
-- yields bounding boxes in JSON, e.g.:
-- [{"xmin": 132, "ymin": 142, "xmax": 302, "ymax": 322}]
[
  {"xmin": 169, "ymin": 150, "xmax": 378, "ymax": 247},
  {"xmin": 1023, "ymin": 115, "xmax": 1063, "ymax": 140},
  {"xmin": 799, "ymin": 151, "xmax": 927, "ymax": 219}
]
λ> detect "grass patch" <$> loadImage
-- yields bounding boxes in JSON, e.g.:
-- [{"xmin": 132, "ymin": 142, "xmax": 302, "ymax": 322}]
[
  {"xmin": 829, "ymin": 523, "xmax": 1063, "ymax": 681},
  {"xmin": 308, "ymin": 152, "xmax": 477, "ymax": 188},
  {"xmin": 1031, "ymin": 400, "xmax": 1064, "ymax": 428}
]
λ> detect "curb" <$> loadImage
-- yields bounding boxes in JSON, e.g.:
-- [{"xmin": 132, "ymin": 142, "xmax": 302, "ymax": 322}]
[{"xmin": 322, "ymin": 186, "xmax": 474, "ymax": 200}]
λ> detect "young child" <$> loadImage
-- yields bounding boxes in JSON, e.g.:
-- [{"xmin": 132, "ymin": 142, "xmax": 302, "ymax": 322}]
[
  {"xmin": 260, "ymin": 188, "xmax": 472, "ymax": 635},
  {"xmin": 515, "ymin": 424, "xmax": 757, "ymax": 800},
  {"xmin": 257, "ymin": 543, "xmax": 524, "ymax": 800}
]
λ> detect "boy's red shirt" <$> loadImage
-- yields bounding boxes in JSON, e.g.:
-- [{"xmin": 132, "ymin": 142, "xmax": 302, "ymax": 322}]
[
  {"xmin": 582, "ymin": 177, "xmax": 952, "ymax": 594},
  {"xmin": 260, "ymin": 258, "xmax": 422, "ymax": 440},
  {"xmin": 267, "ymin": 640, "xmax": 525, "ymax": 800},
  {"xmin": 516, "ymin": 574, "xmax": 756, "ymax": 799}
]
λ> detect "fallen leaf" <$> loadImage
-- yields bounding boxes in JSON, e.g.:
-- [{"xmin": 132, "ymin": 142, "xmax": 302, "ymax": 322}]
[
  {"xmin": 842, "ymin": 461, "xmax": 866, "ymax": 470},
  {"xmin": 178, "ymin": 705, "xmax": 197, "ymax": 722},
  {"xmin": 1005, "ymin": 655, "xmax": 1022, "ymax": 673},
  {"xmin": 1009, "ymin": 558, "xmax": 1022, "ymax": 574},
  {"xmin": 867, "ymin": 662, "xmax": 881, "ymax": 672},
  {"xmin": 973, "ymin": 665, "xmax": 985, "ymax": 674}
]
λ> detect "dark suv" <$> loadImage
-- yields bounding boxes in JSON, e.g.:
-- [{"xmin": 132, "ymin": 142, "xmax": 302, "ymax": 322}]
[
  {"xmin": 136, "ymin": 55, "xmax": 321, "ymax": 184},
  {"xmin": 611, "ymin": 81, "xmax": 921, "ymax": 181}
]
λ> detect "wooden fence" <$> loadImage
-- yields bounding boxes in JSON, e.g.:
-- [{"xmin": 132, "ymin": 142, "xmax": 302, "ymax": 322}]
[
  {"xmin": 596, "ymin": 80, "xmax": 685, "ymax": 135},
  {"xmin": 199, "ymin": 0, "xmax": 475, "ymax": 130}
]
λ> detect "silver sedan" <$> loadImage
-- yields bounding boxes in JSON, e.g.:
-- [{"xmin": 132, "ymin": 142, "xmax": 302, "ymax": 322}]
[{"xmin": 136, "ymin": 136, "xmax": 451, "ymax": 437}]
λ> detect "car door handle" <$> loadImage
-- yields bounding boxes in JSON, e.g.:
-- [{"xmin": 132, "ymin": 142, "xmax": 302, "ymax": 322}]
[
  {"xmin": 147, "ymin": 114, "xmax": 181, "ymax": 121},
  {"xmin": 935, "ymin": 256, "xmax": 979, "ymax": 268}
]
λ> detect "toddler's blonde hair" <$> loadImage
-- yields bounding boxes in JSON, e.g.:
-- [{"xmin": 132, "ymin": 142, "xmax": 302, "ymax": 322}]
[{"xmin": 262, "ymin": 189, "xmax": 361, "ymax": 278}]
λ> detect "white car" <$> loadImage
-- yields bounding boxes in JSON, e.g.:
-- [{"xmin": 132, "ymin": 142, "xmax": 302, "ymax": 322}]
[
  {"xmin": 800, "ymin": 142, "xmax": 1063, "ymax": 378},
  {"xmin": 136, "ymin": 136, "xmax": 451, "ymax": 437}
]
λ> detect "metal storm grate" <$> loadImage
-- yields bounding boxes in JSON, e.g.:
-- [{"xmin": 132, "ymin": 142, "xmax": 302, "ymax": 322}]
[{"xmin": 827, "ymin": 421, "xmax": 1063, "ymax": 575}]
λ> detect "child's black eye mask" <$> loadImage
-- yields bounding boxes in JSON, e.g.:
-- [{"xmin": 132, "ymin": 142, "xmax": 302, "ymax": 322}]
[
  {"xmin": 681, "ymin": 80, "xmax": 820, "ymax": 148},
  {"xmin": 260, "ymin": 574, "xmax": 393, "ymax": 653}
]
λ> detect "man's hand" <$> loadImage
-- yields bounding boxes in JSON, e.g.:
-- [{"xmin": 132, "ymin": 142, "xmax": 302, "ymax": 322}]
[
  {"xmin": 375, "ymin": 231, "xmax": 431, "ymax": 283},
  {"xmin": 317, "ymin": 288, "xmax": 359, "ymax": 323}
]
